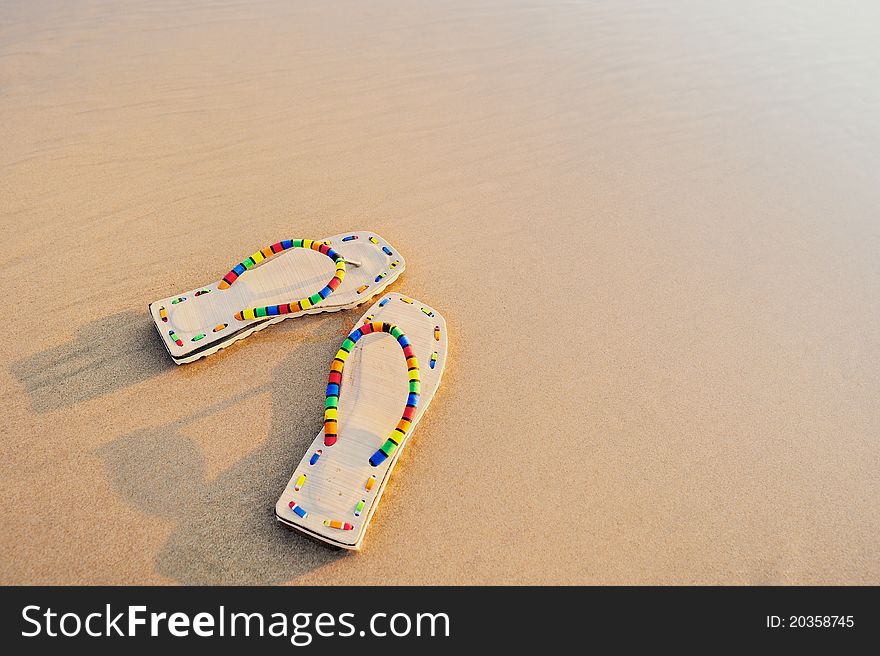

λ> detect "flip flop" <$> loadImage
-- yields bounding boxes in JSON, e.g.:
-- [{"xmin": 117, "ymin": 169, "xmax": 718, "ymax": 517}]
[
  {"xmin": 275, "ymin": 292, "xmax": 448, "ymax": 549},
  {"xmin": 149, "ymin": 231, "xmax": 405, "ymax": 364}
]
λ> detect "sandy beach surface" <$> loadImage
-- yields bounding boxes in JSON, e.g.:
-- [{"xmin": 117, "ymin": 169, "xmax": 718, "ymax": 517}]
[{"xmin": 1, "ymin": 0, "xmax": 878, "ymax": 584}]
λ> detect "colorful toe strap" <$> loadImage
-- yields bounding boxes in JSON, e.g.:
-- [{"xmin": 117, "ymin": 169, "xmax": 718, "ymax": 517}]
[
  {"xmin": 323, "ymin": 321, "xmax": 420, "ymax": 467},
  {"xmin": 218, "ymin": 239, "xmax": 346, "ymax": 321}
]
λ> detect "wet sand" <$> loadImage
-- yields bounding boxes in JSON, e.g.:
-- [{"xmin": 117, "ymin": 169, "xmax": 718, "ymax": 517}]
[{"xmin": 1, "ymin": 0, "xmax": 878, "ymax": 584}]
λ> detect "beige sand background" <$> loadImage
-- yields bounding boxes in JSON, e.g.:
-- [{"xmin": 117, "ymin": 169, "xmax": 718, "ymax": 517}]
[{"xmin": 1, "ymin": 0, "xmax": 878, "ymax": 584}]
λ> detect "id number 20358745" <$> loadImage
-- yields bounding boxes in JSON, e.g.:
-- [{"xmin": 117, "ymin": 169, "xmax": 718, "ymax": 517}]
[{"xmin": 766, "ymin": 616, "xmax": 854, "ymax": 628}]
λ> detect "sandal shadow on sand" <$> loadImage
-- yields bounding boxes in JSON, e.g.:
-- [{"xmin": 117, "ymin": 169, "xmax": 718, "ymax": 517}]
[
  {"xmin": 149, "ymin": 231, "xmax": 405, "ymax": 363},
  {"xmin": 275, "ymin": 292, "xmax": 448, "ymax": 549}
]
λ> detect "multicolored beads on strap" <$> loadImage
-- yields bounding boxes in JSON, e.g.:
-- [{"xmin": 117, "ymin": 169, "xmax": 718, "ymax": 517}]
[
  {"xmin": 168, "ymin": 330, "xmax": 183, "ymax": 347},
  {"xmin": 324, "ymin": 519, "xmax": 354, "ymax": 530},
  {"xmin": 323, "ymin": 321, "xmax": 420, "ymax": 468},
  {"xmin": 288, "ymin": 501, "xmax": 308, "ymax": 519},
  {"xmin": 218, "ymin": 239, "xmax": 346, "ymax": 321}
]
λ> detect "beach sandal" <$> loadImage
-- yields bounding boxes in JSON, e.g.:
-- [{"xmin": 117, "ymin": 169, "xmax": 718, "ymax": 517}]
[
  {"xmin": 149, "ymin": 232, "xmax": 405, "ymax": 364},
  {"xmin": 275, "ymin": 292, "xmax": 448, "ymax": 549}
]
